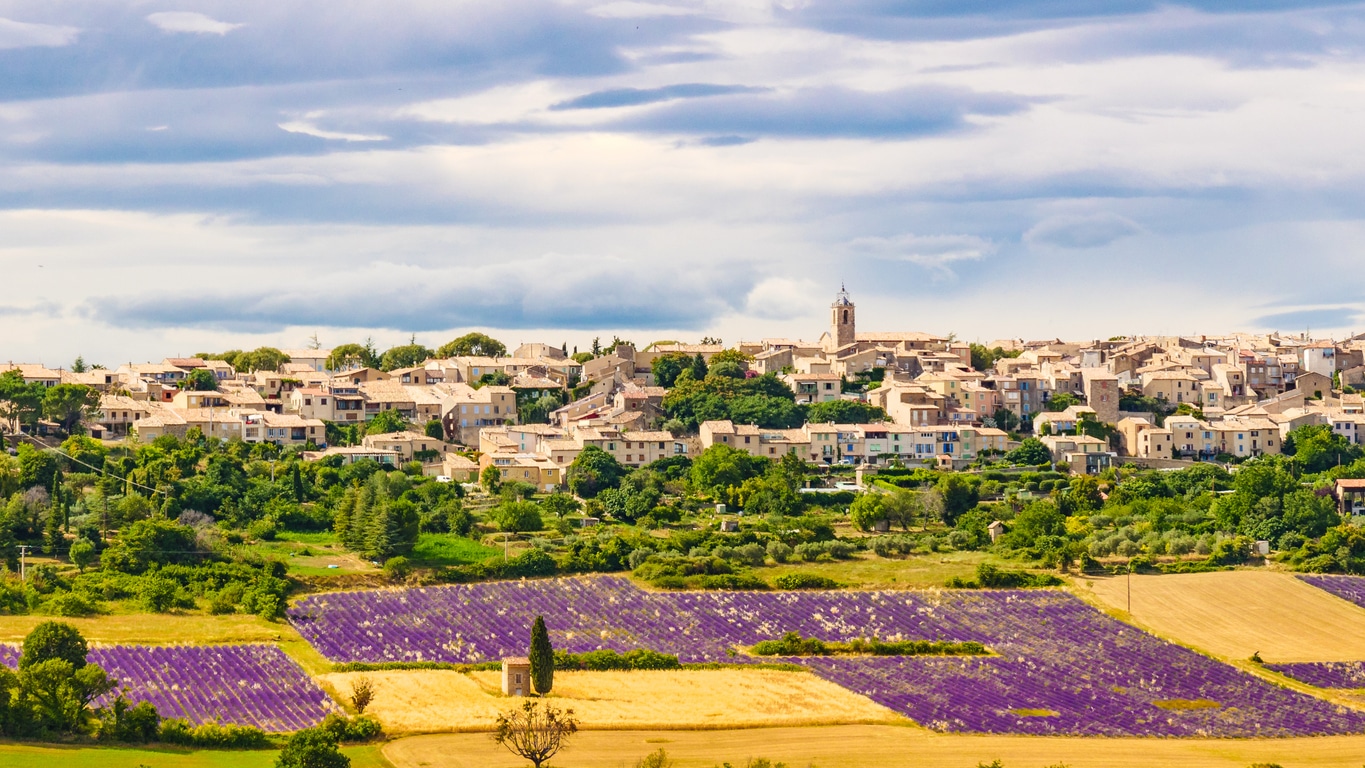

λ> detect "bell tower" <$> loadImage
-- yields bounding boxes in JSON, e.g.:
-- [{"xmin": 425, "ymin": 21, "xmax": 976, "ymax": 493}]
[{"xmin": 831, "ymin": 284, "xmax": 855, "ymax": 350}]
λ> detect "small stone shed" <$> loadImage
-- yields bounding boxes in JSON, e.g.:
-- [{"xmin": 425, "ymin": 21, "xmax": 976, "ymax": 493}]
[{"xmin": 502, "ymin": 657, "xmax": 531, "ymax": 696}]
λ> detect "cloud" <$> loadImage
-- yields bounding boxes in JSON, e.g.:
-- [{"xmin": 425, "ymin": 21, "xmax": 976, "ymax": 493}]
[
  {"xmin": 1024, "ymin": 213, "xmax": 1143, "ymax": 249},
  {"xmin": 696, "ymin": 135, "xmax": 754, "ymax": 146},
  {"xmin": 146, "ymin": 12, "xmax": 242, "ymax": 36},
  {"xmin": 744, "ymin": 277, "xmax": 825, "ymax": 320},
  {"xmin": 1253, "ymin": 306, "xmax": 1361, "ymax": 331},
  {"xmin": 0, "ymin": 301, "xmax": 61, "ymax": 318},
  {"xmin": 551, "ymin": 83, "xmax": 766, "ymax": 110},
  {"xmin": 848, "ymin": 234, "xmax": 995, "ymax": 275},
  {"xmin": 618, "ymin": 85, "xmax": 1037, "ymax": 138},
  {"xmin": 86, "ymin": 255, "xmax": 753, "ymax": 333},
  {"xmin": 0, "ymin": 17, "xmax": 79, "ymax": 49},
  {"xmin": 277, "ymin": 121, "xmax": 388, "ymax": 142}
]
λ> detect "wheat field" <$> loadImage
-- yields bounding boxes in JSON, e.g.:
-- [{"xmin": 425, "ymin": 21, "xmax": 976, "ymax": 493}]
[
  {"xmin": 384, "ymin": 724, "xmax": 1365, "ymax": 768},
  {"xmin": 320, "ymin": 668, "xmax": 905, "ymax": 734},
  {"xmin": 1080, "ymin": 569, "xmax": 1365, "ymax": 662}
]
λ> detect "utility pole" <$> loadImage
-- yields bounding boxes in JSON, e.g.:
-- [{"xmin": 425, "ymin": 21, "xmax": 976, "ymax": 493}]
[
  {"xmin": 1127, "ymin": 558, "xmax": 1133, "ymax": 614},
  {"xmin": 18, "ymin": 545, "xmax": 30, "ymax": 581}
]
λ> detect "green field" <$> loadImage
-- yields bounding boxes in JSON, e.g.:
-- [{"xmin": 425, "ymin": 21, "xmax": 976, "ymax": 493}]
[
  {"xmin": 0, "ymin": 743, "xmax": 392, "ymax": 768},
  {"xmin": 408, "ymin": 533, "xmax": 501, "ymax": 566}
]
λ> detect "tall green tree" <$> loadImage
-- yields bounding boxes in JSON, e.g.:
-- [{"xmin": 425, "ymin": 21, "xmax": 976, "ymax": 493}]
[
  {"xmin": 437, "ymin": 333, "xmax": 507, "ymax": 358},
  {"xmin": 379, "ymin": 342, "xmax": 434, "ymax": 371},
  {"xmin": 529, "ymin": 615, "xmax": 554, "ymax": 696},
  {"xmin": 178, "ymin": 368, "xmax": 219, "ymax": 391},
  {"xmin": 326, "ymin": 342, "xmax": 379, "ymax": 371},
  {"xmin": 689, "ymin": 353, "xmax": 708, "ymax": 381},
  {"xmin": 651, "ymin": 353, "xmax": 692, "ymax": 388},
  {"xmin": 566, "ymin": 446, "xmax": 625, "ymax": 499}
]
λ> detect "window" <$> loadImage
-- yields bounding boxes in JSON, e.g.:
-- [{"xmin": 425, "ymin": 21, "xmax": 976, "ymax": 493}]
[{"xmin": 744, "ymin": 436, "xmax": 751, "ymax": 444}]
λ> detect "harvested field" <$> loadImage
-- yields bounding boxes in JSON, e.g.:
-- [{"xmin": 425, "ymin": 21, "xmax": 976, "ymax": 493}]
[
  {"xmin": 319, "ymin": 669, "xmax": 903, "ymax": 733},
  {"xmin": 1082, "ymin": 570, "xmax": 1365, "ymax": 662},
  {"xmin": 0, "ymin": 612, "xmax": 297, "ymax": 645},
  {"xmin": 385, "ymin": 725, "xmax": 1365, "ymax": 768}
]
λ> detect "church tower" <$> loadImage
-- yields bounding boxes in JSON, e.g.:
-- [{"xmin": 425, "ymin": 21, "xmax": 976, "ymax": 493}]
[{"xmin": 830, "ymin": 284, "xmax": 856, "ymax": 350}]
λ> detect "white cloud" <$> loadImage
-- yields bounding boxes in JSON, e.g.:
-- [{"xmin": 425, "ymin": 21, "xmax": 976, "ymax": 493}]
[
  {"xmin": 743, "ymin": 277, "xmax": 824, "ymax": 320},
  {"xmin": 146, "ymin": 12, "xmax": 242, "ymax": 35},
  {"xmin": 585, "ymin": 2, "xmax": 701, "ymax": 19},
  {"xmin": 848, "ymin": 234, "xmax": 995, "ymax": 276},
  {"xmin": 0, "ymin": 17, "xmax": 78, "ymax": 49},
  {"xmin": 277, "ymin": 121, "xmax": 388, "ymax": 142},
  {"xmin": 1024, "ymin": 213, "xmax": 1143, "ymax": 249}
]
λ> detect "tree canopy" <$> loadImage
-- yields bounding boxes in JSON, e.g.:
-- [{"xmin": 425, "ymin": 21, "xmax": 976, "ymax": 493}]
[
  {"xmin": 437, "ymin": 333, "xmax": 507, "ymax": 358},
  {"xmin": 806, "ymin": 400, "xmax": 887, "ymax": 424},
  {"xmin": 379, "ymin": 343, "xmax": 433, "ymax": 372}
]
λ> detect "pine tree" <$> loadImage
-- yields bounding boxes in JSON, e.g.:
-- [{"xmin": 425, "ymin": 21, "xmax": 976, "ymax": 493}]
[
  {"xmin": 690, "ymin": 353, "xmax": 708, "ymax": 381},
  {"xmin": 529, "ymin": 615, "xmax": 554, "ymax": 696}
]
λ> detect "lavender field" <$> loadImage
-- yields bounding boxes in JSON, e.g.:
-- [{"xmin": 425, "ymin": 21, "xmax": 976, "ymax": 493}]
[
  {"xmin": 1268, "ymin": 661, "xmax": 1365, "ymax": 689},
  {"xmin": 289, "ymin": 576, "xmax": 1365, "ymax": 736},
  {"xmin": 1299, "ymin": 574, "xmax": 1365, "ymax": 607},
  {"xmin": 1, "ymin": 644, "xmax": 338, "ymax": 731}
]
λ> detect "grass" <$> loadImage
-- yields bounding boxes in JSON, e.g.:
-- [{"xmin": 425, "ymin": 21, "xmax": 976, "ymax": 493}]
[
  {"xmin": 1078, "ymin": 570, "xmax": 1365, "ymax": 663},
  {"xmin": 318, "ymin": 669, "xmax": 903, "ymax": 734},
  {"xmin": 759, "ymin": 550, "xmax": 1014, "ymax": 589},
  {"xmin": 408, "ymin": 533, "xmax": 501, "ymax": 567},
  {"xmin": 239, "ymin": 532, "xmax": 377, "ymax": 577},
  {"xmin": 383, "ymin": 725, "xmax": 1365, "ymax": 768},
  {"xmin": 0, "ymin": 742, "xmax": 391, "ymax": 768}
]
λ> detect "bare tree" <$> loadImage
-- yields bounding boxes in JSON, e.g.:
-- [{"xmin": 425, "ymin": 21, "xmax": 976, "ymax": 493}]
[
  {"xmin": 349, "ymin": 676, "xmax": 376, "ymax": 714},
  {"xmin": 492, "ymin": 700, "xmax": 579, "ymax": 768}
]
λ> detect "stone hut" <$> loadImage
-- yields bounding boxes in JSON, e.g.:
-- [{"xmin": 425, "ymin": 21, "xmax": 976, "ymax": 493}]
[{"xmin": 502, "ymin": 657, "xmax": 532, "ymax": 696}]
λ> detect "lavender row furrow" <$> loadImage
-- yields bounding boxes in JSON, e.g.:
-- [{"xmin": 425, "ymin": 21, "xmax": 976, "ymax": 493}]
[
  {"xmin": 1268, "ymin": 661, "xmax": 1365, "ymax": 689},
  {"xmin": 1, "ymin": 643, "xmax": 338, "ymax": 731}
]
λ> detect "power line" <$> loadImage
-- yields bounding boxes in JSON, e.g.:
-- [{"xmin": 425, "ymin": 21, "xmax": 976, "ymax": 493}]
[{"xmin": 11, "ymin": 431, "xmax": 170, "ymax": 498}]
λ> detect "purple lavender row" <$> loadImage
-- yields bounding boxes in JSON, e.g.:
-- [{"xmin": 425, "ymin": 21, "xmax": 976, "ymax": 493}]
[
  {"xmin": 1, "ymin": 643, "xmax": 338, "ymax": 731},
  {"xmin": 286, "ymin": 576, "xmax": 1365, "ymax": 737},
  {"xmin": 1267, "ymin": 661, "xmax": 1365, "ymax": 689},
  {"xmin": 1298, "ymin": 574, "xmax": 1365, "ymax": 608}
]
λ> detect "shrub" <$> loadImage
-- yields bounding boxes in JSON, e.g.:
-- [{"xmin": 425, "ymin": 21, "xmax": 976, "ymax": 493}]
[
  {"xmin": 320, "ymin": 712, "xmax": 384, "ymax": 742},
  {"xmin": 554, "ymin": 648, "xmax": 681, "ymax": 671},
  {"xmin": 44, "ymin": 590, "xmax": 99, "ymax": 617},
  {"xmin": 946, "ymin": 563, "xmax": 1064, "ymax": 589},
  {"xmin": 735, "ymin": 543, "xmax": 767, "ymax": 567},
  {"xmin": 698, "ymin": 573, "xmax": 769, "ymax": 590},
  {"xmin": 276, "ymin": 726, "xmax": 349, "ymax": 768},
  {"xmin": 765, "ymin": 541, "xmax": 792, "ymax": 563},
  {"xmin": 158, "ymin": 718, "xmax": 268, "ymax": 748},
  {"xmin": 772, "ymin": 573, "xmax": 840, "ymax": 590},
  {"xmin": 383, "ymin": 556, "xmax": 413, "ymax": 581}
]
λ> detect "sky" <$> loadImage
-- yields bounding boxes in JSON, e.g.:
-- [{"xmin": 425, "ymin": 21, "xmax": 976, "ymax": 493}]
[{"xmin": 2, "ymin": 0, "xmax": 1364, "ymax": 366}]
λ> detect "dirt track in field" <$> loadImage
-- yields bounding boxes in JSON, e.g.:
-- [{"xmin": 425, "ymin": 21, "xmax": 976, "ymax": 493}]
[{"xmin": 1081, "ymin": 569, "xmax": 1365, "ymax": 662}]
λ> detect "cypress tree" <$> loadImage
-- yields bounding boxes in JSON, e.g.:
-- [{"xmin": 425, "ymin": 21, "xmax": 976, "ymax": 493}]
[
  {"xmin": 292, "ymin": 463, "xmax": 304, "ymax": 503},
  {"xmin": 529, "ymin": 615, "xmax": 554, "ymax": 696}
]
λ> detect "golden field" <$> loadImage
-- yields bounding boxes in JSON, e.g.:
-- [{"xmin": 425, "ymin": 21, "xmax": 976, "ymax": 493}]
[
  {"xmin": 320, "ymin": 668, "xmax": 905, "ymax": 734},
  {"xmin": 385, "ymin": 725, "xmax": 1365, "ymax": 768},
  {"xmin": 1080, "ymin": 569, "xmax": 1365, "ymax": 662}
]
